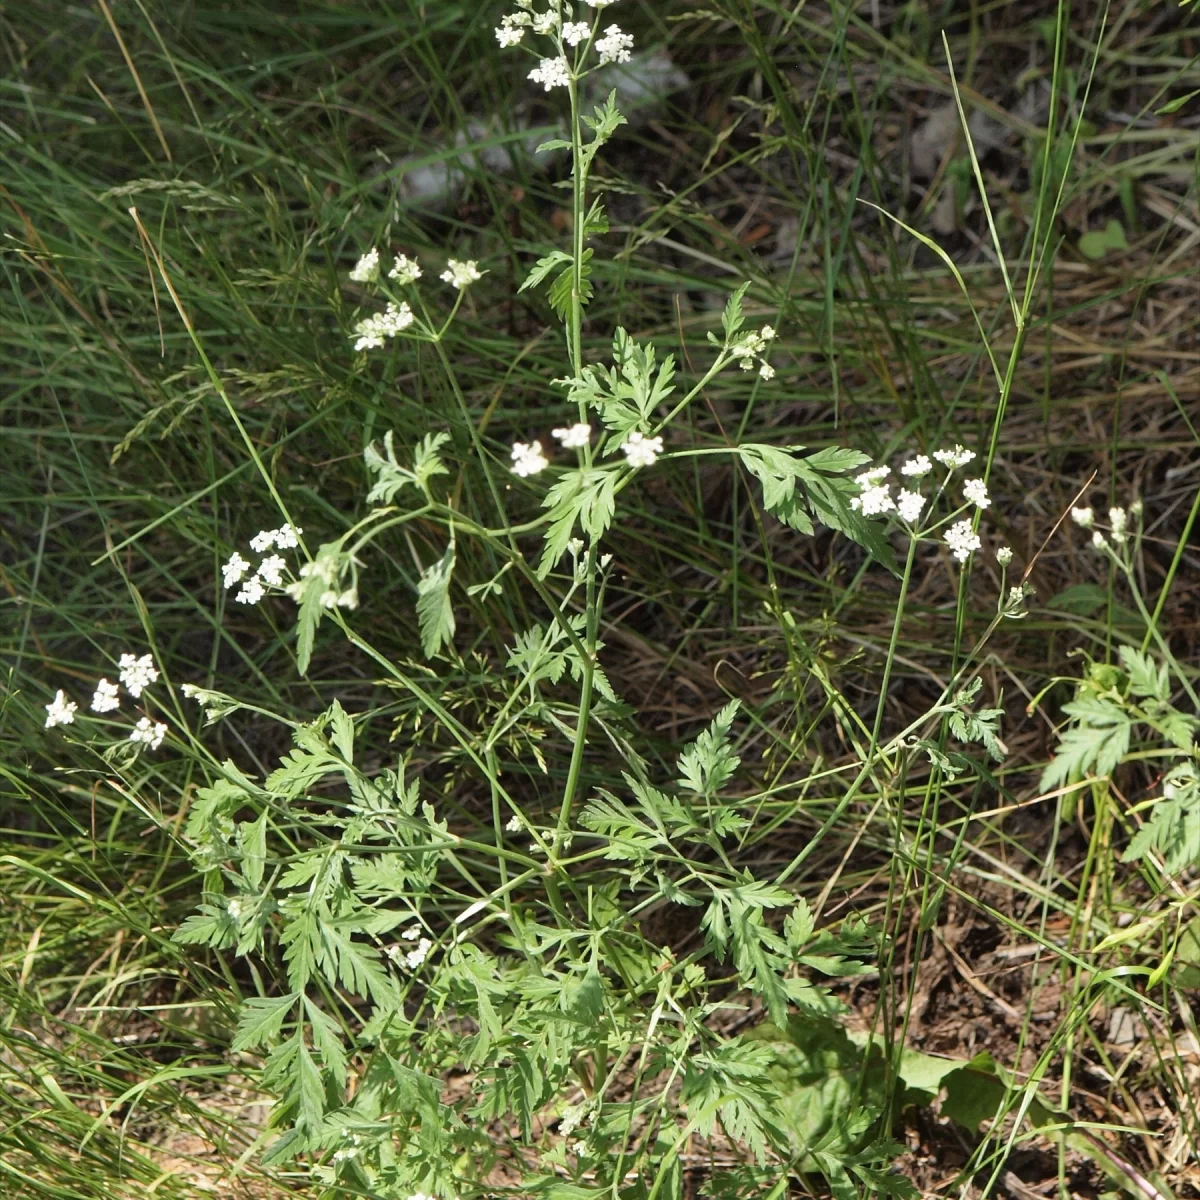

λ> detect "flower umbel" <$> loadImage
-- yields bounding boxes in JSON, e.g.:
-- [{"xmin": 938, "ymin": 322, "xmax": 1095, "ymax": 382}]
[
  {"xmin": 118, "ymin": 653, "xmax": 159, "ymax": 698},
  {"xmin": 91, "ymin": 678, "xmax": 120, "ymax": 713},
  {"xmin": 388, "ymin": 254, "xmax": 422, "ymax": 285},
  {"xmin": 511, "ymin": 441, "xmax": 550, "ymax": 478},
  {"xmin": 621, "ymin": 431, "xmax": 664, "ymax": 468},
  {"xmin": 222, "ymin": 552, "xmax": 251, "ymax": 589},
  {"xmin": 595, "ymin": 23, "xmax": 634, "ymax": 64},
  {"xmin": 349, "ymin": 248, "xmax": 380, "ymax": 283},
  {"xmin": 45, "ymin": 690, "xmax": 77, "ymax": 729},
  {"xmin": 129, "ymin": 716, "xmax": 167, "ymax": 751},
  {"xmin": 552, "ymin": 423, "xmax": 591, "ymax": 449},
  {"xmin": 528, "ymin": 56, "xmax": 571, "ymax": 91},
  {"xmin": 933, "ymin": 445, "xmax": 976, "ymax": 470},
  {"xmin": 944, "ymin": 519, "xmax": 982, "ymax": 563},
  {"xmin": 901, "ymin": 455, "xmax": 932, "ymax": 478},
  {"xmin": 963, "ymin": 478, "xmax": 991, "ymax": 509},
  {"xmin": 896, "ymin": 489, "xmax": 925, "ymax": 525},
  {"xmin": 440, "ymin": 259, "xmax": 483, "ymax": 289}
]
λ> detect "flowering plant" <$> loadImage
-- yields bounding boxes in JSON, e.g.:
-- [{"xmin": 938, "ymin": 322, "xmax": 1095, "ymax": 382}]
[{"xmin": 36, "ymin": 6, "xmax": 1028, "ymax": 1198}]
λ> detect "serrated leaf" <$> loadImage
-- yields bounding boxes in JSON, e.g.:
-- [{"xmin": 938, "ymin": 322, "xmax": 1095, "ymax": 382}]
[
  {"xmin": 536, "ymin": 137, "xmax": 573, "ymax": 154},
  {"xmin": 173, "ymin": 904, "xmax": 236, "ymax": 949},
  {"xmin": 1118, "ymin": 645, "xmax": 1169, "ymax": 703},
  {"xmin": 304, "ymin": 995, "xmax": 349, "ymax": 1089},
  {"xmin": 416, "ymin": 545, "xmax": 456, "ymax": 658},
  {"xmin": 328, "ymin": 698, "xmax": 354, "ymax": 762},
  {"xmin": 236, "ymin": 811, "xmax": 268, "ymax": 891},
  {"xmin": 1041, "ymin": 695, "xmax": 1132, "ymax": 790},
  {"xmin": 721, "ymin": 282, "xmax": 751, "ymax": 341},
  {"xmin": 232, "ymin": 993, "xmax": 299, "ymax": 1052},
  {"xmin": 519, "ymin": 250, "xmax": 572, "ymax": 294},
  {"xmin": 677, "ymin": 700, "xmax": 741, "ymax": 798}
]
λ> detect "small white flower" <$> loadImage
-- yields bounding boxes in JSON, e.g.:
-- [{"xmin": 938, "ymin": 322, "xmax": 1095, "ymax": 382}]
[
  {"xmin": 91, "ymin": 678, "xmax": 120, "ymax": 713},
  {"xmin": 552, "ymin": 423, "xmax": 592, "ymax": 449},
  {"xmin": 896, "ymin": 489, "xmax": 925, "ymax": 524},
  {"xmin": 248, "ymin": 529, "xmax": 276, "ymax": 553},
  {"xmin": 236, "ymin": 577, "xmax": 265, "ymax": 605},
  {"xmin": 1006, "ymin": 584, "xmax": 1026, "ymax": 610},
  {"xmin": 1070, "ymin": 505, "xmax": 1094, "ymax": 528},
  {"xmin": 528, "ymin": 54, "xmax": 571, "ymax": 90},
  {"xmin": 944, "ymin": 518, "xmax": 982, "ymax": 563},
  {"xmin": 256, "ymin": 554, "xmax": 286, "ymax": 587},
  {"xmin": 1109, "ymin": 506, "xmax": 1128, "ymax": 543},
  {"xmin": 1092, "ymin": 530, "xmax": 1109, "ymax": 551},
  {"xmin": 758, "ymin": 362, "xmax": 775, "ymax": 381},
  {"xmin": 901, "ymin": 455, "xmax": 932, "ymax": 478},
  {"xmin": 932, "ymin": 444, "xmax": 975, "ymax": 470},
  {"xmin": 622, "ymin": 431, "xmax": 664, "ymax": 468},
  {"xmin": 382, "ymin": 301, "xmax": 415, "ymax": 334},
  {"xmin": 760, "ymin": 325, "xmax": 776, "ymax": 341},
  {"xmin": 349, "ymin": 248, "xmax": 380, "ymax": 283},
  {"xmin": 227, "ymin": 898, "xmax": 244, "ymax": 921},
  {"xmin": 495, "ymin": 21, "xmax": 525, "ymax": 47},
  {"xmin": 388, "ymin": 253, "xmax": 422, "ymax": 284},
  {"xmin": 274, "ymin": 524, "xmax": 302, "ymax": 550},
  {"xmin": 221, "ymin": 551, "xmax": 251, "ymax": 589},
  {"xmin": 319, "ymin": 590, "xmax": 339, "ymax": 609},
  {"xmin": 511, "ymin": 440, "xmax": 550, "ymax": 477},
  {"xmin": 731, "ymin": 332, "xmax": 764, "ymax": 359},
  {"xmin": 996, "ymin": 546, "xmax": 1014, "ymax": 566},
  {"xmin": 582, "ymin": 0, "xmax": 617, "ymax": 6},
  {"xmin": 440, "ymin": 259, "xmax": 483, "ymax": 289},
  {"xmin": 505, "ymin": 813, "xmax": 523, "ymax": 832},
  {"xmin": 129, "ymin": 716, "xmax": 167, "ymax": 751},
  {"xmin": 405, "ymin": 938, "xmax": 433, "ymax": 969},
  {"xmin": 389, "ymin": 934, "xmax": 433, "ymax": 969},
  {"xmin": 336, "ymin": 588, "xmax": 359, "ymax": 609},
  {"xmin": 352, "ymin": 323, "xmax": 384, "ymax": 352},
  {"xmin": 963, "ymin": 478, "xmax": 991, "ymax": 509},
  {"xmin": 854, "ymin": 466, "xmax": 890, "ymax": 489},
  {"xmin": 595, "ymin": 23, "xmax": 633, "ymax": 64},
  {"xmin": 562, "ymin": 20, "xmax": 590, "ymax": 45},
  {"xmin": 44, "ymin": 690, "xmax": 77, "ymax": 728},
  {"xmin": 856, "ymin": 485, "xmax": 895, "ymax": 517},
  {"xmin": 118, "ymin": 653, "xmax": 159, "ymax": 698}
]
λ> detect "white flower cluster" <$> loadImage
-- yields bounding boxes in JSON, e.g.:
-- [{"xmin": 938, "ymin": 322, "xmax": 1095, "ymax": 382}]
[
  {"xmin": 730, "ymin": 324, "xmax": 777, "ymax": 380},
  {"xmin": 44, "ymin": 652, "xmax": 168, "ymax": 753},
  {"xmin": 511, "ymin": 441, "xmax": 550, "ymax": 477},
  {"xmin": 621, "ymin": 431, "xmax": 663, "ymax": 468},
  {"xmin": 509, "ymin": 426, "xmax": 662, "ymax": 477},
  {"xmin": 495, "ymin": 1, "xmax": 632, "ymax": 87},
  {"xmin": 223, "ymin": 526, "xmax": 303, "ymax": 605},
  {"xmin": 346, "ymin": 248, "xmax": 483, "ymax": 351},
  {"xmin": 595, "ymin": 24, "xmax": 634, "ymax": 64},
  {"xmin": 552, "ymin": 422, "xmax": 591, "ymax": 449},
  {"xmin": 349, "ymin": 248, "xmax": 379, "ymax": 283},
  {"xmin": 944, "ymin": 519, "xmax": 982, "ymax": 563},
  {"xmin": 351, "ymin": 301, "xmax": 415, "ymax": 351},
  {"xmin": 388, "ymin": 253, "xmax": 422, "ymax": 284},
  {"xmin": 846, "ymin": 446, "xmax": 994, "ymax": 562},
  {"xmin": 440, "ymin": 259, "xmax": 484, "ymax": 289},
  {"xmin": 1078, "ymin": 498, "xmax": 1140, "ymax": 552},
  {"xmin": 129, "ymin": 715, "xmax": 167, "ymax": 751},
  {"xmin": 386, "ymin": 925, "xmax": 433, "ymax": 970}
]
